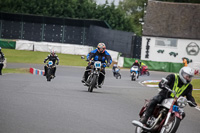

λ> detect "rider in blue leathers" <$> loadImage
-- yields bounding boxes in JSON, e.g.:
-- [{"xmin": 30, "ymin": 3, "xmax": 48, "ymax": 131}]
[{"xmin": 81, "ymin": 43, "xmax": 112, "ymax": 88}]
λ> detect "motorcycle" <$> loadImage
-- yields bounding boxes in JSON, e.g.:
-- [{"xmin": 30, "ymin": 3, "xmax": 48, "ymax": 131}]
[
  {"xmin": 113, "ymin": 68, "xmax": 121, "ymax": 79},
  {"xmin": 140, "ymin": 65, "xmax": 150, "ymax": 76},
  {"xmin": 130, "ymin": 66, "xmax": 139, "ymax": 81},
  {"xmin": 132, "ymin": 78, "xmax": 196, "ymax": 133},
  {"xmin": 84, "ymin": 60, "xmax": 106, "ymax": 92},
  {"xmin": 45, "ymin": 61, "xmax": 55, "ymax": 81}
]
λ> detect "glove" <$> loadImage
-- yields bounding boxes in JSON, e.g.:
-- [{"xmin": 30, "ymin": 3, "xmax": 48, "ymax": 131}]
[
  {"xmin": 160, "ymin": 78, "xmax": 168, "ymax": 88},
  {"xmin": 44, "ymin": 61, "xmax": 46, "ymax": 63},
  {"xmin": 107, "ymin": 63, "xmax": 110, "ymax": 67},
  {"xmin": 56, "ymin": 62, "xmax": 59, "ymax": 65}
]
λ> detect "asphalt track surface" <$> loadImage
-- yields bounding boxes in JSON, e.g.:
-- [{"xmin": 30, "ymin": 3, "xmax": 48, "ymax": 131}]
[{"xmin": 0, "ymin": 64, "xmax": 200, "ymax": 133}]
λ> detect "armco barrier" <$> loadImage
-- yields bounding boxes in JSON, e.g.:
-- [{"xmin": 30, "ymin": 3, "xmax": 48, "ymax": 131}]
[{"xmin": 29, "ymin": 68, "xmax": 44, "ymax": 76}]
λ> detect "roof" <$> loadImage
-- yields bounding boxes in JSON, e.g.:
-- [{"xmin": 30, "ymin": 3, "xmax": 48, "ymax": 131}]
[{"xmin": 143, "ymin": 1, "xmax": 200, "ymax": 40}]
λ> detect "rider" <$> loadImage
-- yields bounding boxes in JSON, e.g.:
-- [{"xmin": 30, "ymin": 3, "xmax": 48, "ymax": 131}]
[
  {"xmin": 44, "ymin": 50, "xmax": 59, "ymax": 77},
  {"xmin": 131, "ymin": 60, "xmax": 140, "ymax": 77},
  {"xmin": 81, "ymin": 43, "xmax": 112, "ymax": 88},
  {"xmin": 140, "ymin": 66, "xmax": 197, "ymax": 124},
  {"xmin": 0, "ymin": 47, "xmax": 5, "ymax": 75},
  {"xmin": 112, "ymin": 64, "xmax": 118, "ymax": 77},
  {"xmin": 132, "ymin": 60, "xmax": 140, "ymax": 68}
]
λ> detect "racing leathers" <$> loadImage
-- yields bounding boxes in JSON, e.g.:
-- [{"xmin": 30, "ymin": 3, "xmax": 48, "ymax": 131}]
[
  {"xmin": 44, "ymin": 54, "xmax": 59, "ymax": 77},
  {"xmin": 140, "ymin": 73, "xmax": 197, "ymax": 124},
  {"xmin": 0, "ymin": 51, "xmax": 5, "ymax": 75},
  {"xmin": 82, "ymin": 49, "xmax": 112, "ymax": 87}
]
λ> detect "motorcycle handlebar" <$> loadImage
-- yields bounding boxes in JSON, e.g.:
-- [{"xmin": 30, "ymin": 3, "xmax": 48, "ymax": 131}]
[{"xmin": 86, "ymin": 60, "xmax": 108, "ymax": 67}]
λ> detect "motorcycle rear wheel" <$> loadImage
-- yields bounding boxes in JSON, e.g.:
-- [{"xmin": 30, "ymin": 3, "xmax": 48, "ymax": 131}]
[{"xmin": 146, "ymin": 71, "xmax": 150, "ymax": 76}]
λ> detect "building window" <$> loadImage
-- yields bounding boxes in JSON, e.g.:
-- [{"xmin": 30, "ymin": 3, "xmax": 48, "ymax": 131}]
[{"xmin": 155, "ymin": 38, "xmax": 177, "ymax": 47}]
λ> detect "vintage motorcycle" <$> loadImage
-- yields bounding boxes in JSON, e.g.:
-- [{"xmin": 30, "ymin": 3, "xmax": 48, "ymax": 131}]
[
  {"xmin": 130, "ymin": 65, "xmax": 139, "ymax": 81},
  {"xmin": 140, "ymin": 65, "xmax": 150, "ymax": 76},
  {"xmin": 45, "ymin": 61, "xmax": 55, "ymax": 81},
  {"xmin": 132, "ymin": 78, "xmax": 196, "ymax": 133},
  {"xmin": 83, "ymin": 59, "xmax": 107, "ymax": 92},
  {"xmin": 113, "ymin": 68, "xmax": 121, "ymax": 79}
]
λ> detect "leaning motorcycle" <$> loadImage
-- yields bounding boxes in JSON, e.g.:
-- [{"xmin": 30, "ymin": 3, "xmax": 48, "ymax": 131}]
[
  {"xmin": 140, "ymin": 65, "xmax": 150, "ymax": 76},
  {"xmin": 132, "ymin": 78, "xmax": 196, "ymax": 133},
  {"xmin": 130, "ymin": 66, "xmax": 139, "ymax": 81},
  {"xmin": 85, "ymin": 60, "xmax": 106, "ymax": 92},
  {"xmin": 45, "ymin": 61, "xmax": 55, "ymax": 81}
]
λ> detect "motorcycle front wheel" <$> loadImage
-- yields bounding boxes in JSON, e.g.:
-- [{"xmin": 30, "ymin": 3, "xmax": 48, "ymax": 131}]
[
  {"xmin": 161, "ymin": 116, "xmax": 181, "ymax": 133},
  {"xmin": 88, "ymin": 74, "xmax": 97, "ymax": 92},
  {"xmin": 135, "ymin": 126, "xmax": 150, "ymax": 133},
  {"xmin": 131, "ymin": 73, "xmax": 136, "ymax": 81},
  {"xmin": 46, "ymin": 69, "xmax": 51, "ymax": 81}
]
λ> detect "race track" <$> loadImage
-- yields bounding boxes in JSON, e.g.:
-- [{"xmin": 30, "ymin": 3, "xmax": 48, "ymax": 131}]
[{"xmin": 0, "ymin": 64, "xmax": 199, "ymax": 133}]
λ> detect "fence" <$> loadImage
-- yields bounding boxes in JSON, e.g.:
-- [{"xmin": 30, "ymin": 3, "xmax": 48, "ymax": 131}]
[{"xmin": 0, "ymin": 12, "xmax": 141, "ymax": 58}]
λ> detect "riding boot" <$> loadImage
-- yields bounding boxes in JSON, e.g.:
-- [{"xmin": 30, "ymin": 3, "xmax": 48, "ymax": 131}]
[{"xmin": 98, "ymin": 74, "xmax": 105, "ymax": 88}]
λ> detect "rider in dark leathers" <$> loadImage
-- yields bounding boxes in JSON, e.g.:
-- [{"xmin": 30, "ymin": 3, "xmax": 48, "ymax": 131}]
[
  {"xmin": 81, "ymin": 43, "xmax": 112, "ymax": 88},
  {"xmin": 0, "ymin": 47, "xmax": 5, "ymax": 75},
  {"xmin": 44, "ymin": 51, "xmax": 59, "ymax": 77},
  {"xmin": 140, "ymin": 66, "xmax": 197, "ymax": 124}
]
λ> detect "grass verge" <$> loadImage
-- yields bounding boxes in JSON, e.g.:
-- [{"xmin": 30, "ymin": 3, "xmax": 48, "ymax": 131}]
[
  {"xmin": 2, "ymin": 49, "xmax": 88, "ymax": 66},
  {"xmin": 2, "ymin": 68, "xmax": 29, "ymax": 74}
]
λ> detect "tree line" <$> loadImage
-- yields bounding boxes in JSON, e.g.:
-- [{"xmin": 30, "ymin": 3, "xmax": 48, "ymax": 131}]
[{"xmin": 0, "ymin": 0, "xmax": 199, "ymax": 36}]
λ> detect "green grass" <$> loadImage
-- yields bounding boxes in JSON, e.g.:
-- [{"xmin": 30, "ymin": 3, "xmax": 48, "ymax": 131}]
[
  {"xmin": 2, "ymin": 49, "xmax": 88, "ymax": 66},
  {"xmin": 191, "ymin": 79, "xmax": 200, "ymax": 90},
  {"xmin": 143, "ymin": 80, "xmax": 200, "ymax": 89},
  {"xmin": 193, "ymin": 90, "xmax": 200, "ymax": 106},
  {"xmin": 2, "ymin": 68, "xmax": 29, "ymax": 73}
]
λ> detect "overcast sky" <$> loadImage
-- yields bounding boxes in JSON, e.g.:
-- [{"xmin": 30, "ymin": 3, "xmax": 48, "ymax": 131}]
[{"xmin": 96, "ymin": 0, "xmax": 121, "ymax": 5}]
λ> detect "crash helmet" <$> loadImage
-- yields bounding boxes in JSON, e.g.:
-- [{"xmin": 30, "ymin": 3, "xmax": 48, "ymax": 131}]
[
  {"xmin": 97, "ymin": 43, "xmax": 106, "ymax": 53},
  {"xmin": 179, "ymin": 67, "xmax": 194, "ymax": 84},
  {"xmin": 50, "ymin": 50, "xmax": 55, "ymax": 57},
  {"xmin": 113, "ymin": 64, "xmax": 117, "ymax": 67},
  {"xmin": 135, "ymin": 60, "xmax": 138, "ymax": 63}
]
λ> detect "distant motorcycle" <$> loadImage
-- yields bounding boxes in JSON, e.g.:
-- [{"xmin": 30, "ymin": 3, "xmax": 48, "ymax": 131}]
[
  {"xmin": 140, "ymin": 65, "xmax": 150, "ymax": 76},
  {"xmin": 113, "ymin": 68, "xmax": 121, "ymax": 79},
  {"xmin": 130, "ymin": 66, "xmax": 139, "ymax": 81},
  {"xmin": 45, "ymin": 61, "xmax": 55, "ymax": 81},
  {"xmin": 132, "ymin": 78, "xmax": 196, "ymax": 133},
  {"xmin": 84, "ymin": 60, "xmax": 107, "ymax": 92}
]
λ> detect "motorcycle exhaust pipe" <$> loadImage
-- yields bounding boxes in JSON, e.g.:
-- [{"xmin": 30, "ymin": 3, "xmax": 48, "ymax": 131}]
[{"xmin": 132, "ymin": 120, "xmax": 152, "ymax": 131}]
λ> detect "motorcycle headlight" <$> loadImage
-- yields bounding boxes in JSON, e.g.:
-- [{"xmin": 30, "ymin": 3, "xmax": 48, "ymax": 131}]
[{"xmin": 177, "ymin": 96, "xmax": 187, "ymax": 108}]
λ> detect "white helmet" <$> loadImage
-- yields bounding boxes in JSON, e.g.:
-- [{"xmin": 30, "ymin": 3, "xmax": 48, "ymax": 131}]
[{"xmin": 179, "ymin": 67, "xmax": 194, "ymax": 84}]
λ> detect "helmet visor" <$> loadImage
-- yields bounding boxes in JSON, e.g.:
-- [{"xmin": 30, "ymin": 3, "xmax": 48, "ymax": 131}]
[
  {"xmin": 98, "ymin": 47, "xmax": 105, "ymax": 53},
  {"xmin": 181, "ymin": 71, "xmax": 193, "ymax": 82}
]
